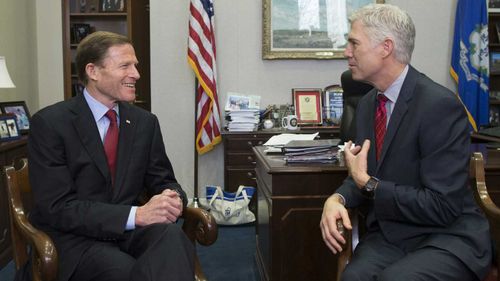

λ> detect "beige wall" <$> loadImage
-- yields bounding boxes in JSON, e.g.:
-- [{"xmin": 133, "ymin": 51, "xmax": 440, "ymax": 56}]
[
  {"xmin": 0, "ymin": 0, "xmax": 37, "ymax": 112},
  {"xmin": 35, "ymin": 0, "xmax": 64, "ymax": 110},
  {"xmin": 151, "ymin": 0, "xmax": 457, "ymax": 199},
  {"xmin": 6, "ymin": 0, "xmax": 458, "ymax": 199}
]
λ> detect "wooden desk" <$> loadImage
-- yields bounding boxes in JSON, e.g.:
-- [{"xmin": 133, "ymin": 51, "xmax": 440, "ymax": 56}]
[
  {"xmin": 0, "ymin": 136, "xmax": 28, "ymax": 269},
  {"xmin": 253, "ymin": 144, "xmax": 500, "ymax": 281},
  {"xmin": 222, "ymin": 128, "xmax": 339, "ymax": 192},
  {"xmin": 253, "ymin": 145, "xmax": 346, "ymax": 281}
]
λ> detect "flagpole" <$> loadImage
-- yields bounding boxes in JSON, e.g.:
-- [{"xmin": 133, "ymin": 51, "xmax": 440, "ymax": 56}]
[{"xmin": 190, "ymin": 78, "xmax": 200, "ymax": 208}]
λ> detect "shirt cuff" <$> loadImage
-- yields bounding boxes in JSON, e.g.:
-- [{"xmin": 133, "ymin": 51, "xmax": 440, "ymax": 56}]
[
  {"xmin": 334, "ymin": 193, "xmax": 346, "ymax": 206},
  {"xmin": 126, "ymin": 206, "xmax": 137, "ymax": 230}
]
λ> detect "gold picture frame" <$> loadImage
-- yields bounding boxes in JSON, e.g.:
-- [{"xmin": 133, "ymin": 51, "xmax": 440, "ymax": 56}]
[{"xmin": 262, "ymin": 0, "xmax": 385, "ymax": 60}]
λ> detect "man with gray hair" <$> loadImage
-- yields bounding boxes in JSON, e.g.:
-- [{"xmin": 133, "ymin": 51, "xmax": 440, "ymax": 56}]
[{"xmin": 320, "ymin": 4, "xmax": 491, "ymax": 280}]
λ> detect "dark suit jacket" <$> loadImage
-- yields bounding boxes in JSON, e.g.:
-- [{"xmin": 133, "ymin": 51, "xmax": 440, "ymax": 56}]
[
  {"xmin": 27, "ymin": 94, "xmax": 187, "ymax": 281},
  {"xmin": 336, "ymin": 66, "xmax": 491, "ymax": 279}
]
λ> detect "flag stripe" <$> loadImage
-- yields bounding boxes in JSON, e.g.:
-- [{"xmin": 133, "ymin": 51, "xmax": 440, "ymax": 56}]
[{"xmin": 188, "ymin": 0, "xmax": 221, "ymax": 155}]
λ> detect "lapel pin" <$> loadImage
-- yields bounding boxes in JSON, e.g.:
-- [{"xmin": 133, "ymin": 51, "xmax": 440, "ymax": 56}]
[{"xmin": 126, "ymin": 120, "xmax": 131, "ymax": 124}]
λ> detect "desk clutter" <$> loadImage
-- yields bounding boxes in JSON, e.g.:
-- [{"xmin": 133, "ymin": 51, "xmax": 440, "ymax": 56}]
[
  {"xmin": 223, "ymin": 86, "xmax": 344, "ymax": 132},
  {"xmin": 263, "ymin": 133, "xmax": 340, "ymax": 164}
]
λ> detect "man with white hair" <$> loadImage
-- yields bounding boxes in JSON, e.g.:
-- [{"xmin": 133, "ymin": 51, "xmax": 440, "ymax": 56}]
[{"xmin": 320, "ymin": 4, "xmax": 491, "ymax": 280}]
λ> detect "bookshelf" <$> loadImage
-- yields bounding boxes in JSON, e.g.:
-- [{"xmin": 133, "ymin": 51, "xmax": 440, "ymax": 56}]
[{"xmin": 61, "ymin": 0, "xmax": 151, "ymax": 111}]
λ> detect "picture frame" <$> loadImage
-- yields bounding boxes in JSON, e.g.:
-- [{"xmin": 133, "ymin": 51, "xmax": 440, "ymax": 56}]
[
  {"xmin": 323, "ymin": 84, "xmax": 343, "ymax": 126},
  {"xmin": 99, "ymin": 0, "xmax": 126, "ymax": 12},
  {"xmin": 292, "ymin": 88, "xmax": 322, "ymax": 125},
  {"xmin": 82, "ymin": 0, "xmax": 100, "ymax": 13},
  {"xmin": 491, "ymin": 52, "xmax": 500, "ymax": 74},
  {"xmin": 262, "ymin": 0, "xmax": 385, "ymax": 60},
  {"xmin": 0, "ymin": 101, "xmax": 31, "ymax": 135},
  {"xmin": 72, "ymin": 23, "xmax": 91, "ymax": 44},
  {"xmin": 0, "ymin": 114, "xmax": 21, "ymax": 142},
  {"xmin": 489, "ymin": 0, "xmax": 500, "ymax": 12}
]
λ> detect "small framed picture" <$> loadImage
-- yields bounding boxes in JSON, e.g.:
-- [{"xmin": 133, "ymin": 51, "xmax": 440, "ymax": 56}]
[
  {"xmin": 0, "ymin": 101, "xmax": 31, "ymax": 134},
  {"xmin": 490, "ymin": 0, "xmax": 500, "ymax": 12},
  {"xmin": 323, "ymin": 85, "xmax": 343, "ymax": 126},
  {"xmin": 292, "ymin": 88, "xmax": 323, "ymax": 125},
  {"xmin": 0, "ymin": 114, "xmax": 21, "ymax": 142},
  {"xmin": 491, "ymin": 52, "xmax": 500, "ymax": 74},
  {"xmin": 99, "ymin": 0, "xmax": 126, "ymax": 12},
  {"xmin": 72, "ymin": 23, "xmax": 92, "ymax": 44}
]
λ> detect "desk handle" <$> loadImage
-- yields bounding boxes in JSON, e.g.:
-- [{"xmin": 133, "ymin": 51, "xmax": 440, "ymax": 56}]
[{"xmin": 247, "ymin": 156, "xmax": 254, "ymax": 161}]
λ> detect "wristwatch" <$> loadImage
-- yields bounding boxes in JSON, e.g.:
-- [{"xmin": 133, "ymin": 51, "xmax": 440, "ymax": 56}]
[{"xmin": 361, "ymin": 177, "xmax": 380, "ymax": 197}]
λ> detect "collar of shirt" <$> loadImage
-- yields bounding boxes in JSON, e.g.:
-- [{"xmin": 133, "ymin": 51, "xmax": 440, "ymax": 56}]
[
  {"xmin": 83, "ymin": 89, "xmax": 120, "ymax": 141},
  {"xmin": 381, "ymin": 65, "xmax": 409, "ymax": 112}
]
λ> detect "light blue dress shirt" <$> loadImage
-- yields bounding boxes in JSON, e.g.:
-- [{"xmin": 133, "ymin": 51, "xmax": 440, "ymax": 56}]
[{"xmin": 83, "ymin": 89, "xmax": 137, "ymax": 230}]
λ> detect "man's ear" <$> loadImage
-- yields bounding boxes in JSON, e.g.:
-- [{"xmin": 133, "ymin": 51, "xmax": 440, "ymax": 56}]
[
  {"xmin": 86, "ymin": 63, "xmax": 98, "ymax": 81},
  {"xmin": 381, "ymin": 38, "xmax": 394, "ymax": 58}
]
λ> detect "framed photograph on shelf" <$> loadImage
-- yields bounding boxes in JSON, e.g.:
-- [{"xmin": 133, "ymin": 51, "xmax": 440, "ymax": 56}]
[
  {"xmin": 0, "ymin": 114, "xmax": 21, "ymax": 142},
  {"xmin": 491, "ymin": 52, "xmax": 500, "ymax": 74},
  {"xmin": 262, "ymin": 0, "xmax": 385, "ymax": 59},
  {"xmin": 323, "ymin": 85, "xmax": 343, "ymax": 126},
  {"xmin": 80, "ymin": 0, "xmax": 100, "ymax": 13},
  {"xmin": 72, "ymin": 23, "xmax": 91, "ymax": 43},
  {"xmin": 0, "ymin": 101, "xmax": 31, "ymax": 134},
  {"xmin": 489, "ymin": 0, "xmax": 500, "ymax": 12},
  {"xmin": 292, "ymin": 88, "xmax": 322, "ymax": 125},
  {"xmin": 99, "ymin": 0, "xmax": 126, "ymax": 12}
]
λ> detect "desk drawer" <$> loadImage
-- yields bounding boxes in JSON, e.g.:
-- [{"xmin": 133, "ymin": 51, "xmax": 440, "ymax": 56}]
[
  {"xmin": 225, "ymin": 137, "xmax": 269, "ymax": 152},
  {"xmin": 225, "ymin": 168, "xmax": 257, "ymax": 192},
  {"xmin": 226, "ymin": 152, "xmax": 257, "ymax": 166}
]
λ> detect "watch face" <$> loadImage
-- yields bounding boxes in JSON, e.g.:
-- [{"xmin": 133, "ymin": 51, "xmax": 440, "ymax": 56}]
[{"xmin": 364, "ymin": 177, "xmax": 379, "ymax": 192}]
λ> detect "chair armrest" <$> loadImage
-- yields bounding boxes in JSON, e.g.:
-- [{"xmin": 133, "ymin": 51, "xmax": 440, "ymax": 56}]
[
  {"xmin": 181, "ymin": 207, "xmax": 218, "ymax": 246},
  {"xmin": 12, "ymin": 210, "xmax": 57, "ymax": 281}
]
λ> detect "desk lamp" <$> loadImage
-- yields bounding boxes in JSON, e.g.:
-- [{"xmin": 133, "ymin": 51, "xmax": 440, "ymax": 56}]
[{"xmin": 0, "ymin": 56, "xmax": 15, "ymax": 88}]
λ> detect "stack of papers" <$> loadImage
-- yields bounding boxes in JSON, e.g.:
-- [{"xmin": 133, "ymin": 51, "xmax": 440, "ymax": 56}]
[
  {"xmin": 263, "ymin": 133, "xmax": 319, "ymax": 153},
  {"xmin": 226, "ymin": 109, "xmax": 260, "ymax": 132},
  {"xmin": 224, "ymin": 93, "xmax": 261, "ymax": 132},
  {"xmin": 283, "ymin": 138, "xmax": 340, "ymax": 164},
  {"xmin": 285, "ymin": 150, "xmax": 338, "ymax": 164}
]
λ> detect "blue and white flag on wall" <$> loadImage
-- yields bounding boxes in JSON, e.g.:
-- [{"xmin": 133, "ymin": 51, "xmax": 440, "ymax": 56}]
[{"xmin": 450, "ymin": 0, "xmax": 489, "ymax": 131}]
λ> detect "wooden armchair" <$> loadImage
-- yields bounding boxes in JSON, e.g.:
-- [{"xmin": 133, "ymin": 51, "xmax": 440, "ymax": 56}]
[
  {"xmin": 4, "ymin": 158, "xmax": 218, "ymax": 281},
  {"xmin": 470, "ymin": 152, "xmax": 499, "ymax": 281},
  {"xmin": 334, "ymin": 152, "xmax": 499, "ymax": 281}
]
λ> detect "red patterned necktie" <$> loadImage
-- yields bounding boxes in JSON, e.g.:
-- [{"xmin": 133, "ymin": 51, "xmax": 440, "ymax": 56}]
[
  {"xmin": 104, "ymin": 109, "xmax": 119, "ymax": 181},
  {"xmin": 375, "ymin": 94, "xmax": 388, "ymax": 161}
]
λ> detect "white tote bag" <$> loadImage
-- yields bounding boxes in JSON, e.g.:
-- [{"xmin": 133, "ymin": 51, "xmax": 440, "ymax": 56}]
[{"xmin": 205, "ymin": 185, "xmax": 256, "ymax": 225}]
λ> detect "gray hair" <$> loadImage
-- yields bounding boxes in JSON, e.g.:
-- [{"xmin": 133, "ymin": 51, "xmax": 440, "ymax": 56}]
[{"xmin": 350, "ymin": 4, "xmax": 415, "ymax": 64}]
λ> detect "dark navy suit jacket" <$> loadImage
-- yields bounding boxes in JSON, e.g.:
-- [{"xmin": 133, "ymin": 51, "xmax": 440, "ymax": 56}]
[
  {"xmin": 27, "ymin": 94, "xmax": 186, "ymax": 281},
  {"xmin": 336, "ymin": 65, "xmax": 491, "ymax": 279}
]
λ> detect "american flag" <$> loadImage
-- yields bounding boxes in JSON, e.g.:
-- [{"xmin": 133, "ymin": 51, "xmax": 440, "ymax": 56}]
[{"xmin": 188, "ymin": 0, "xmax": 222, "ymax": 154}]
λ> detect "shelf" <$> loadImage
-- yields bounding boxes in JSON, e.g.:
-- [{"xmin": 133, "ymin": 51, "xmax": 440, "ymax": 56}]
[
  {"xmin": 62, "ymin": 0, "xmax": 151, "ymax": 111},
  {"xmin": 70, "ymin": 12, "xmax": 127, "ymax": 17},
  {"xmin": 491, "ymin": 99, "xmax": 500, "ymax": 105}
]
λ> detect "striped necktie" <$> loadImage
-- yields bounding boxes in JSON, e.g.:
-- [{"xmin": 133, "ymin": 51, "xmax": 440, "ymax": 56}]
[{"xmin": 375, "ymin": 94, "xmax": 388, "ymax": 161}]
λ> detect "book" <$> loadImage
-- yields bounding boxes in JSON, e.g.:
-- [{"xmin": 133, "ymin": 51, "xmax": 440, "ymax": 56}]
[
  {"xmin": 285, "ymin": 150, "xmax": 338, "ymax": 164},
  {"xmin": 283, "ymin": 138, "xmax": 340, "ymax": 149}
]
